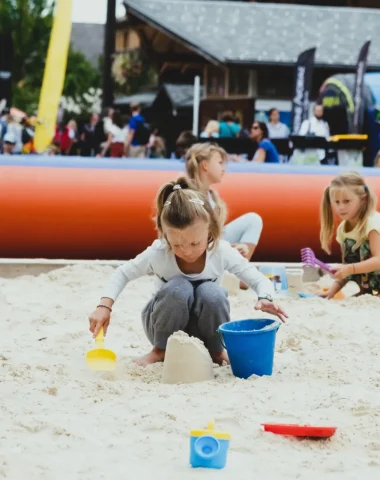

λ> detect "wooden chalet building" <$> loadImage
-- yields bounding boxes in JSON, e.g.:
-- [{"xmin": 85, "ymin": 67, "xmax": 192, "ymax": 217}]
[{"xmin": 111, "ymin": 0, "xmax": 380, "ymax": 139}]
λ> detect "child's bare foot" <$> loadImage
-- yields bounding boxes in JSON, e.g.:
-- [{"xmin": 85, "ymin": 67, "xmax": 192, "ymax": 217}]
[
  {"xmin": 134, "ymin": 347, "xmax": 165, "ymax": 366},
  {"xmin": 211, "ymin": 350, "xmax": 230, "ymax": 365}
]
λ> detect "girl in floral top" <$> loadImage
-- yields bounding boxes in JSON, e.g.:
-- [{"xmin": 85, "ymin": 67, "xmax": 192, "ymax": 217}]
[{"xmin": 320, "ymin": 172, "xmax": 380, "ymax": 298}]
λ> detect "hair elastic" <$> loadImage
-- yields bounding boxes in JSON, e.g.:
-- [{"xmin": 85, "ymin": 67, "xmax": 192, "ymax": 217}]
[
  {"xmin": 164, "ymin": 198, "xmax": 204, "ymax": 207},
  {"xmin": 173, "ymin": 184, "xmax": 182, "ymax": 190},
  {"xmin": 364, "ymin": 185, "xmax": 369, "ymax": 192}
]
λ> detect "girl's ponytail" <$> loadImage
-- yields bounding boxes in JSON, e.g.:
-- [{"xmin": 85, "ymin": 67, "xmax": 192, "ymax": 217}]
[
  {"xmin": 156, "ymin": 177, "xmax": 193, "ymax": 233},
  {"xmin": 320, "ymin": 186, "xmax": 334, "ymax": 254}
]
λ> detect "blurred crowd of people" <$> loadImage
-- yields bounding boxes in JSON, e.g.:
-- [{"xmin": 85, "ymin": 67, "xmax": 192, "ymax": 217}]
[
  {"xmin": 0, "ymin": 102, "xmax": 167, "ymax": 159},
  {"xmin": 0, "ymin": 102, "xmax": 333, "ymax": 165},
  {"xmin": 198, "ymin": 105, "xmax": 331, "ymax": 164},
  {"xmin": 0, "ymin": 110, "xmax": 36, "ymax": 155}
]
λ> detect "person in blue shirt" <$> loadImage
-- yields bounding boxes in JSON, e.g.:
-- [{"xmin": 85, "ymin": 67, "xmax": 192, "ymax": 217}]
[
  {"xmin": 124, "ymin": 102, "xmax": 149, "ymax": 158},
  {"xmin": 250, "ymin": 121, "xmax": 279, "ymax": 163},
  {"xmin": 219, "ymin": 111, "xmax": 241, "ymax": 138}
]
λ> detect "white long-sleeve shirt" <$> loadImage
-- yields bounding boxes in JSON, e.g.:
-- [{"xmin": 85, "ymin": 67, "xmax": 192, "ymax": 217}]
[
  {"xmin": 298, "ymin": 116, "xmax": 330, "ymax": 162},
  {"xmin": 103, "ymin": 239, "xmax": 274, "ymax": 302},
  {"xmin": 299, "ymin": 116, "xmax": 330, "ymax": 138},
  {"xmin": 267, "ymin": 122, "xmax": 290, "ymax": 139}
]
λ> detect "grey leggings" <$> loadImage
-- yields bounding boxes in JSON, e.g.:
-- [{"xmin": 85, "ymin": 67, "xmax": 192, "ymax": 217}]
[
  {"xmin": 223, "ymin": 212, "xmax": 263, "ymax": 245},
  {"xmin": 142, "ymin": 277, "xmax": 230, "ymax": 352}
]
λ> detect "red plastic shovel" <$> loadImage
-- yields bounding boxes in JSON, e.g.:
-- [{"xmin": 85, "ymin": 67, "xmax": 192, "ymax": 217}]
[{"xmin": 261, "ymin": 423, "xmax": 337, "ymax": 438}]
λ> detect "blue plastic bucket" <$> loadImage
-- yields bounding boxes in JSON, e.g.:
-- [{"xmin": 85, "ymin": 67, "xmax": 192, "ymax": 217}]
[{"xmin": 218, "ymin": 319, "xmax": 280, "ymax": 379}]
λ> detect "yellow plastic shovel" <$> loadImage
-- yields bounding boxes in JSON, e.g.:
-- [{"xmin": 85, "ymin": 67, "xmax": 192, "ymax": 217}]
[{"xmin": 86, "ymin": 327, "xmax": 116, "ymax": 371}]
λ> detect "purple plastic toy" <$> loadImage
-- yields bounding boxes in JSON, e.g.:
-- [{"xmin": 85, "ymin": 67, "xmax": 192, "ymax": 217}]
[{"xmin": 301, "ymin": 248, "xmax": 335, "ymax": 274}]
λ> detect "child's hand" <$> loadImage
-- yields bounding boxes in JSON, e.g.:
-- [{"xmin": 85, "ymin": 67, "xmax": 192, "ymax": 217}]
[
  {"xmin": 254, "ymin": 299, "xmax": 288, "ymax": 323},
  {"xmin": 89, "ymin": 307, "xmax": 111, "ymax": 338},
  {"xmin": 318, "ymin": 291, "xmax": 330, "ymax": 299},
  {"xmin": 232, "ymin": 243, "xmax": 250, "ymax": 258},
  {"xmin": 228, "ymin": 154, "xmax": 243, "ymax": 163},
  {"xmin": 333, "ymin": 264, "xmax": 353, "ymax": 280}
]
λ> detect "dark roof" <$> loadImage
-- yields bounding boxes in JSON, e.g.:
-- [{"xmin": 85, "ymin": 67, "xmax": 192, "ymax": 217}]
[
  {"xmin": 161, "ymin": 83, "xmax": 205, "ymax": 107},
  {"xmin": 114, "ymin": 92, "xmax": 157, "ymax": 106},
  {"xmin": 71, "ymin": 23, "xmax": 104, "ymax": 67},
  {"xmin": 123, "ymin": 0, "xmax": 380, "ymax": 67},
  {"xmin": 114, "ymin": 84, "xmax": 204, "ymax": 108}
]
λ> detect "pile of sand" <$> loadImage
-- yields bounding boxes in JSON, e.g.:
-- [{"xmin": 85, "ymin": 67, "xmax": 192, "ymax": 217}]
[
  {"xmin": 0, "ymin": 264, "xmax": 379, "ymax": 479},
  {"xmin": 161, "ymin": 331, "xmax": 214, "ymax": 384}
]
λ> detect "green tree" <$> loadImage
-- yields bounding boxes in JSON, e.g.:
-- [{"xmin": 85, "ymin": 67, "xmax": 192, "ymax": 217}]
[
  {"xmin": 64, "ymin": 49, "xmax": 100, "ymax": 100},
  {"xmin": 0, "ymin": 0, "xmax": 100, "ymax": 113},
  {"xmin": 112, "ymin": 49, "xmax": 157, "ymax": 96}
]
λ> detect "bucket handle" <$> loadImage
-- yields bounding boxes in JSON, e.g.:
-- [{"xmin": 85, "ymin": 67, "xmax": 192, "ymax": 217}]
[{"xmin": 217, "ymin": 328, "xmax": 226, "ymax": 349}]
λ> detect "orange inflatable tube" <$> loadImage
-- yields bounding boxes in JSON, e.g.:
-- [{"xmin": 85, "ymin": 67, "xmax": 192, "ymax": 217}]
[{"xmin": 1, "ymin": 158, "xmax": 380, "ymax": 261}]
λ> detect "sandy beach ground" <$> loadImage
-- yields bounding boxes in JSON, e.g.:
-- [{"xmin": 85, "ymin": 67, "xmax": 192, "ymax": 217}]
[{"xmin": 1, "ymin": 264, "xmax": 380, "ymax": 479}]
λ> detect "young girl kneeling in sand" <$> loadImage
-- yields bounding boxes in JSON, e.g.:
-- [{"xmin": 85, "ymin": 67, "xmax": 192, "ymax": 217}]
[
  {"xmin": 320, "ymin": 171, "xmax": 380, "ymax": 298},
  {"xmin": 89, "ymin": 177, "xmax": 287, "ymax": 366}
]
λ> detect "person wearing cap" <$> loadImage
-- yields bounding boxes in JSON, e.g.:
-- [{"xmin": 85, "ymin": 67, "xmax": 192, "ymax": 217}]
[
  {"xmin": 1, "ymin": 132, "xmax": 16, "ymax": 155},
  {"xmin": 6, "ymin": 115, "xmax": 23, "ymax": 153}
]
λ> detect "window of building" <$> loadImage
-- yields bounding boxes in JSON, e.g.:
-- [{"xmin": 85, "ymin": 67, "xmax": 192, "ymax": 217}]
[
  {"xmin": 206, "ymin": 65, "xmax": 226, "ymax": 97},
  {"xmin": 229, "ymin": 68, "xmax": 249, "ymax": 96},
  {"xmin": 228, "ymin": 68, "xmax": 257, "ymax": 97},
  {"xmin": 257, "ymin": 67, "xmax": 293, "ymax": 98}
]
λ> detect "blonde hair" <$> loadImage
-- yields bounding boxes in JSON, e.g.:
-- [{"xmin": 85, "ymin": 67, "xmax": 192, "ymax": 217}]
[
  {"xmin": 68, "ymin": 119, "xmax": 77, "ymax": 130},
  {"xmin": 320, "ymin": 171, "xmax": 377, "ymax": 254},
  {"xmin": 204, "ymin": 120, "xmax": 220, "ymax": 136},
  {"xmin": 155, "ymin": 176, "xmax": 221, "ymax": 250},
  {"xmin": 185, "ymin": 142, "xmax": 228, "ymax": 225}
]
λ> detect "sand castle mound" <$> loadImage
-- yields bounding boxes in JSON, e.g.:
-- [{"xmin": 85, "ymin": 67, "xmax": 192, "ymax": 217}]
[{"xmin": 161, "ymin": 331, "xmax": 214, "ymax": 384}]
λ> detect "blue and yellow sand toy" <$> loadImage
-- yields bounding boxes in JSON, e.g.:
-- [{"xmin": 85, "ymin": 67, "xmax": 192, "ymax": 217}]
[{"xmin": 190, "ymin": 420, "xmax": 230, "ymax": 469}]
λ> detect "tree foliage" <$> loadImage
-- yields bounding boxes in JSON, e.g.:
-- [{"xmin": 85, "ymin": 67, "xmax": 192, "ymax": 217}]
[
  {"xmin": 112, "ymin": 49, "xmax": 157, "ymax": 96},
  {"xmin": 0, "ymin": 0, "xmax": 101, "ymax": 113}
]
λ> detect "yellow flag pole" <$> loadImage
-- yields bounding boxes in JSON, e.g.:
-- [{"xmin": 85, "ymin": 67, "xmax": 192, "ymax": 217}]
[{"xmin": 34, "ymin": 0, "xmax": 73, "ymax": 153}]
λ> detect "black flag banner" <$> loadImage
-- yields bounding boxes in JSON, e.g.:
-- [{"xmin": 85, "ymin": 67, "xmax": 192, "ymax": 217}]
[
  {"xmin": 0, "ymin": 34, "xmax": 13, "ymax": 110},
  {"xmin": 353, "ymin": 40, "xmax": 371, "ymax": 134},
  {"xmin": 291, "ymin": 48, "xmax": 316, "ymax": 135}
]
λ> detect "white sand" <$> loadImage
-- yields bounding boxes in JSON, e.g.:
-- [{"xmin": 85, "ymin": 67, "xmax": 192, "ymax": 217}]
[{"xmin": 1, "ymin": 265, "xmax": 380, "ymax": 479}]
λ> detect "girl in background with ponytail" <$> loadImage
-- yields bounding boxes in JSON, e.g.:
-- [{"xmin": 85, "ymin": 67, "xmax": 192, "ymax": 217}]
[
  {"xmin": 320, "ymin": 171, "xmax": 380, "ymax": 299},
  {"xmin": 185, "ymin": 143, "xmax": 263, "ymax": 262},
  {"xmin": 89, "ymin": 177, "xmax": 287, "ymax": 367}
]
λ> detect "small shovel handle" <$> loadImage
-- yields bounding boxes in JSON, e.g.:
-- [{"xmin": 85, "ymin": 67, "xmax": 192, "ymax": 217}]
[
  {"xmin": 314, "ymin": 258, "xmax": 334, "ymax": 273},
  {"xmin": 95, "ymin": 327, "xmax": 105, "ymax": 345}
]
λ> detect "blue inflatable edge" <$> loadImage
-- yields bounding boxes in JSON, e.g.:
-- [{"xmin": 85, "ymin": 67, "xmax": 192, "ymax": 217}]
[{"xmin": 1, "ymin": 155, "xmax": 380, "ymax": 176}]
